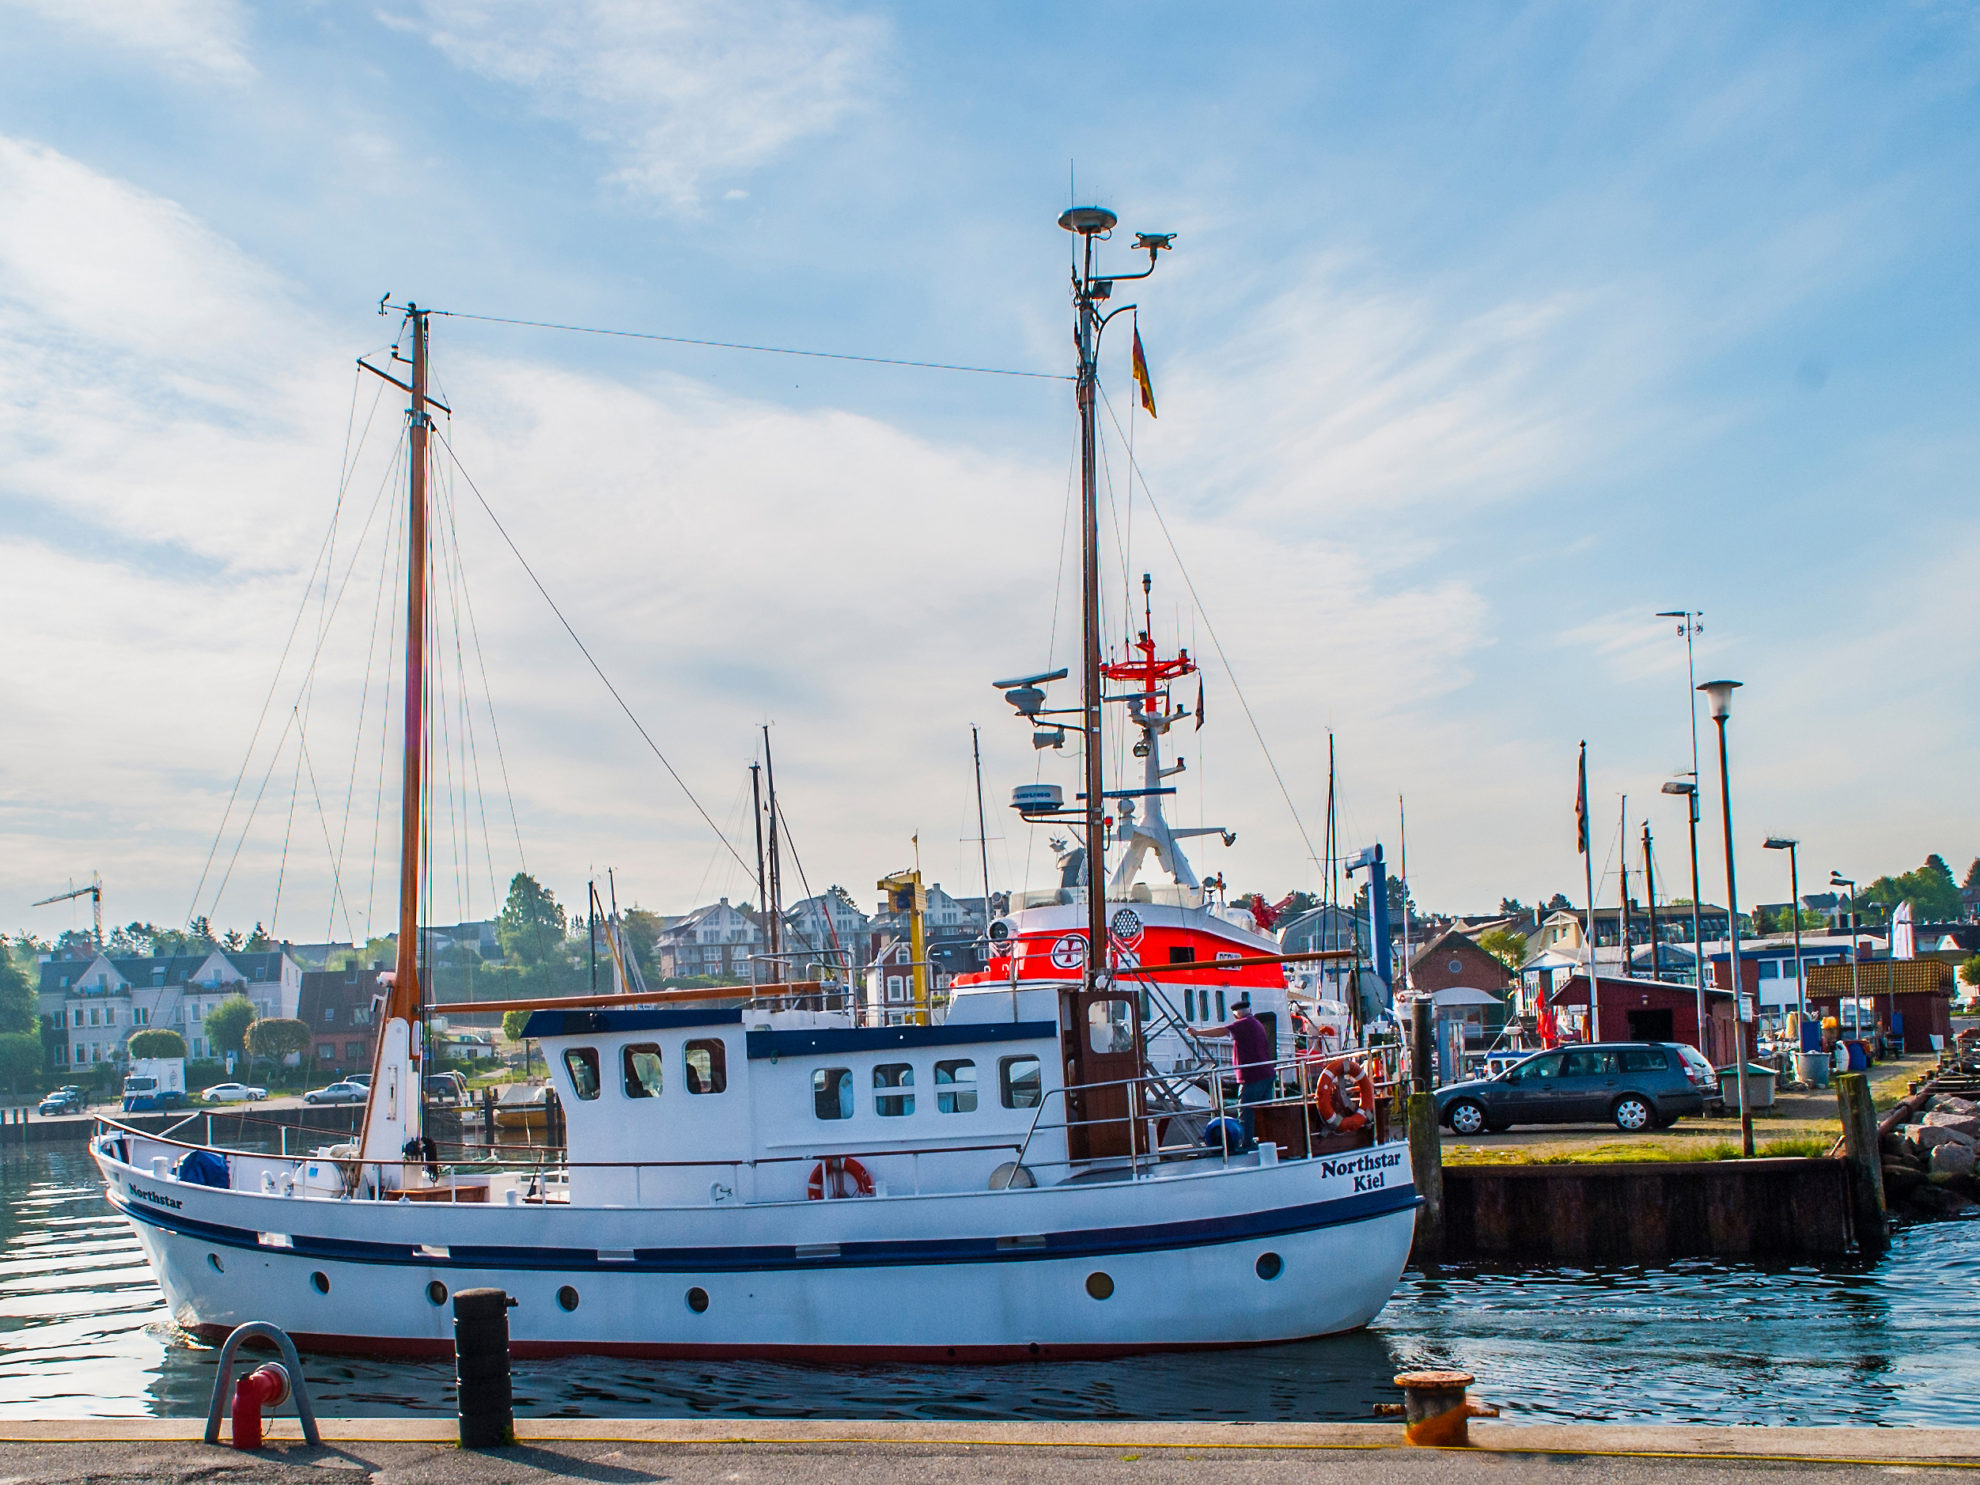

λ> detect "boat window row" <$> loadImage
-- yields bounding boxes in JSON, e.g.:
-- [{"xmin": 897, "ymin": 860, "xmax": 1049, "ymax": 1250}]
[
  {"xmin": 560, "ymin": 1039, "xmax": 728, "ymax": 1102},
  {"xmin": 1144, "ymin": 988, "xmax": 1228, "ymax": 1024},
  {"xmin": 811, "ymin": 1055, "xmax": 1042, "ymax": 1121}
]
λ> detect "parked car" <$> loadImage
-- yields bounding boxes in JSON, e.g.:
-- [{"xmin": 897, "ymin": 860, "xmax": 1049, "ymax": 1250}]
[
  {"xmin": 37, "ymin": 1087, "xmax": 85, "ymax": 1117},
  {"xmin": 346, "ymin": 1073, "xmax": 372, "ymax": 1087},
  {"xmin": 302, "ymin": 1081, "xmax": 368, "ymax": 1106},
  {"xmin": 199, "ymin": 1082, "xmax": 268, "ymax": 1104},
  {"xmin": 425, "ymin": 1073, "xmax": 468, "ymax": 1106},
  {"xmin": 1435, "ymin": 1042, "xmax": 1715, "ymax": 1134}
]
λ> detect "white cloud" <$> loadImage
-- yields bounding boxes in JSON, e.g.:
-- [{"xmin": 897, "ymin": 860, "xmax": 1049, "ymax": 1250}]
[
  {"xmin": 0, "ymin": 0, "xmax": 253, "ymax": 80},
  {"xmin": 410, "ymin": 0, "xmax": 885, "ymax": 207}
]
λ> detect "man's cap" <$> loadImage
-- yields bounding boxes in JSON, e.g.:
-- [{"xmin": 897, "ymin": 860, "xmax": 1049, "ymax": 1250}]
[{"xmin": 1233, "ymin": 996, "xmax": 1252, "ymax": 1011}]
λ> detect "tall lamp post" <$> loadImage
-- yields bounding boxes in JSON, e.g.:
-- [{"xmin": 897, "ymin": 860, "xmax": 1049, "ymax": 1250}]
[
  {"xmin": 1831, "ymin": 870, "xmax": 1861, "ymax": 1046},
  {"xmin": 1660, "ymin": 778, "xmax": 1708, "ymax": 1057},
  {"xmin": 1763, "ymin": 837, "xmax": 1805, "ymax": 1044},
  {"xmin": 1699, "ymin": 678, "xmax": 1752, "ymax": 1158}
]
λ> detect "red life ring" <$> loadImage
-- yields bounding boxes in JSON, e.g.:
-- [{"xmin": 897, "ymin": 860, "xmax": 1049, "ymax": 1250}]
[{"xmin": 807, "ymin": 1156, "xmax": 875, "ymax": 1199}]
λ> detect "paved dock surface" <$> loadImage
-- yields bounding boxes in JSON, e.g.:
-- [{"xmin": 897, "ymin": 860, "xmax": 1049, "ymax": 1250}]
[{"xmin": 0, "ymin": 1420, "xmax": 1974, "ymax": 1482}]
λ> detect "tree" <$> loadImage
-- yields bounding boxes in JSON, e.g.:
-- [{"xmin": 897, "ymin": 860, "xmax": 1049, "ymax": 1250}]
[
  {"xmin": 1961, "ymin": 955, "xmax": 1980, "ymax": 991},
  {"xmin": 497, "ymin": 874, "xmax": 567, "ymax": 966},
  {"xmin": 1966, "ymin": 858, "xmax": 1980, "ymax": 893},
  {"xmin": 1861, "ymin": 854, "xmax": 1963, "ymax": 922},
  {"xmin": 247, "ymin": 1018, "xmax": 309, "ymax": 1064},
  {"xmin": 185, "ymin": 917, "xmax": 217, "ymax": 952},
  {"xmin": 501, "ymin": 1009, "xmax": 532, "ymax": 1042},
  {"xmin": 203, "ymin": 996, "xmax": 257, "ymax": 1058},
  {"xmin": 0, "ymin": 944, "xmax": 36, "ymax": 1035},
  {"xmin": 0, "ymin": 1033, "xmax": 41, "ymax": 1091},
  {"xmin": 1477, "ymin": 929, "xmax": 1527, "ymax": 972},
  {"xmin": 128, "ymin": 1028, "xmax": 188, "ymax": 1059},
  {"xmin": 1546, "ymin": 893, "xmax": 1572, "ymax": 912},
  {"xmin": 1499, "ymin": 898, "xmax": 1528, "ymax": 916},
  {"xmin": 245, "ymin": 923, "xmax": 272, "ymax": 952},
  {"xmin": 1352, "ymin": 873, "xmax": 1415, "ymax": 926}
]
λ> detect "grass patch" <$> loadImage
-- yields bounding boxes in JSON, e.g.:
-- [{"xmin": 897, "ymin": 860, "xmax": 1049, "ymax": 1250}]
[{"xmin": 1444, "ymin": 1135, "xmax": 1834, "ymax": 1167}]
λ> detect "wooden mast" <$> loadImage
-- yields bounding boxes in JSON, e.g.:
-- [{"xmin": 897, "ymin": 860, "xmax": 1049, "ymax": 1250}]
[{"xmin": 358, "ymin": 303, "xmax": 429, "ymax": 1168}]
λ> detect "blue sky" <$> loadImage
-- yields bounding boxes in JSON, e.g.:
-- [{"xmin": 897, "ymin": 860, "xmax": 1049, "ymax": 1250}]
[{"xmin": 2, "ymin": 1, "xmax": 1976, "ymax": 944}]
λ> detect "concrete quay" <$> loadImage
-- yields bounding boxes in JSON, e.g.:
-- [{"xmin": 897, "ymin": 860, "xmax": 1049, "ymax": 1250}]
[{"xmin": 0, "ymin": 1419, "xmax": 1974, "ymax": 1482}]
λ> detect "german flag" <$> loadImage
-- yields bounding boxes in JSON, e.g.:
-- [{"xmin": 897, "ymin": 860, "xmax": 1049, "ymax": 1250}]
[{"xmin": 1131, "ymin": 322, "xmax": 1157, "ymax": 418}]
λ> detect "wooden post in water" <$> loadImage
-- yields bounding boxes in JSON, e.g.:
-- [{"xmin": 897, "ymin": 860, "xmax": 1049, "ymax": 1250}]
[
  {"xmin": 1408, "ymin": 1092, "xmax": 1444, "ymax": 1264},
  {"xmin": 1835, "ymin": 1071, "xmax": 1888, "ymax": 1258}
]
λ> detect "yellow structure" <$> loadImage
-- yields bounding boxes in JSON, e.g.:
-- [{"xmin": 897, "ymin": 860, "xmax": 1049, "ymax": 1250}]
[{"xmin": 876, "ymin": 868, "xmax": 929, "ymax": 1021}]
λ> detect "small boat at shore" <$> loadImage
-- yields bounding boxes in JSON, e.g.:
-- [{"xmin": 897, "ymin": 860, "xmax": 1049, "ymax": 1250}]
[{"xmin": 93, "ymin": 208, "xmax": 1417, "ymax": 1359}]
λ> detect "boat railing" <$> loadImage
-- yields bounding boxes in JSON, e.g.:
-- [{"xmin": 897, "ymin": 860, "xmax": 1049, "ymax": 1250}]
[
  {"xmin": 1012, "ymin": 1050, "xmax": 1404, "ymax": 1178},
  {"xmin": 91, "ymin": 1113, "xmax": 1048, "ymax": 1204}
]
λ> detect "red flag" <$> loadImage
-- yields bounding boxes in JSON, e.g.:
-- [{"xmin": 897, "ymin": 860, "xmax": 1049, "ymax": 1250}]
[{"xmin": 1132, "ymin": 323, "xmax": 1157, "ymax": 418}]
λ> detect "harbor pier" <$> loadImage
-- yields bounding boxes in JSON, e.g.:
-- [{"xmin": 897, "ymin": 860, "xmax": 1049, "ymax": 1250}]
[{"xmin": 0, "ymin": 1418, "xmax": 1975, "ymax": 1482}]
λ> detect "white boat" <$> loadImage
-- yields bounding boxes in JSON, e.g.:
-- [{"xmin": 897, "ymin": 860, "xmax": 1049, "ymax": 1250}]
[{"xmin": 93, "ymin": 210, "xmax": 1417, "ymax": 1359}]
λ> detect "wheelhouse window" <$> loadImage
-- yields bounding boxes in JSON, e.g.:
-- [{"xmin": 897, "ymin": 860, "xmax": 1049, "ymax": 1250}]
[
  {"xmin": 1088, "ymin": 999, "xmax": 1135, "ymax": 1054},
  {"xmin": 813, "ymin": 1067, "xmax": 854, "ymax": 1120},
  {"xmin": 622, "ymin": 1043, "xmax": 664, "ymax": 1099},
  {"xmin": 874, "ymin": 1063, "xmax": 915, "ymax": 1116},
  {"xmin": 1000, "ymin": 1055, "xmax": 1042, "ymax": 1109},
  {"xmin": 684, "ymin": 1038, "xmax": 727, "ymax": 1094},
  {"xmin": 935, "ymin": 1060, "xmax": 977, "ymax": 1113},
  {"xmin": 563, "ymin": 1047, "xmax": 601, "ymax": 1101}
]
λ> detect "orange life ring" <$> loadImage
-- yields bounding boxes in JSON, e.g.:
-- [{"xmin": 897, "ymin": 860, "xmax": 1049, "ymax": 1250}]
[
  {"xmin": 1312, "ymin": 1058, "xmax": 1376, "ymax": 1132},
  {"xmin": 807, "ymin": 1156, "xmax": 875, "ymax": 1200}
]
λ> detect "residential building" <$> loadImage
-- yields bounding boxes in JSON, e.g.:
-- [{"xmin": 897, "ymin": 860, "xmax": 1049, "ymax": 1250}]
[
  {"xmin": 297, "ymin": 965, "xmax": 384, "ymax": 1073},
  {"xmin": 39, "ymin": 949, "xmax": 303, "ymax": 1069},
  {"xmin": 652, "ymin": 899, "xmax": 763, "ymax": 981},
  {"xmin": 783, "ymin": 887, "xmax": 871, "ymax": 972},
  {"xmin": 1406, "ymin": 928, "xmax": 1513, "ymax": 1052}
]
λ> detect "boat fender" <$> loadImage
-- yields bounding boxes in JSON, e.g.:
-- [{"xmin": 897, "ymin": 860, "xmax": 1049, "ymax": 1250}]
[
  {"xmin": 988, "ymin": 1161, "xmax": 1036, "ymax": 1191},
  {"xmin": 807, "ymin": 1156, "xmax": 875, "ymax": 1199}
]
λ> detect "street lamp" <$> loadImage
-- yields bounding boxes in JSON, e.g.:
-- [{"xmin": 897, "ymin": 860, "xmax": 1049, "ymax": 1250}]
[
  {"xmin": 1661, "ymin": 778, "xmax": 1709, "ymax": 1059},
  {"xmin": 1763, "ymin": 837, "xmax": 1806, "ymax": 1050},
  {"xmin": 1698, "ymin": 678, "xmax": 1752, "ymax": 1158},
  {"xmin": 1831, "ymin": 870, "xmax": 1864, "ymax": 1046}
]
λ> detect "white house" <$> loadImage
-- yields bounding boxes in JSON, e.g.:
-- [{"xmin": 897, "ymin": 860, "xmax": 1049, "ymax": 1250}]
[
  {"xmin": 652, "ymin": 899, "xmax": 763, "ymax": 981},
  {"xmin": 39, "ymin": 949, "xmax": 303, "ymax": 1068},
  {"xmin": 784, "ymin": 887, "xmax": 871, "ymax": 970}
]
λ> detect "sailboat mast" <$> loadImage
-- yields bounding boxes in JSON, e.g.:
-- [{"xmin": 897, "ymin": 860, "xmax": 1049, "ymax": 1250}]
[
  {"xmin": 971, "ymin": 724, "xmax": 993, "ymax": 942},
  {"xmin": 762, "ymin": 725, "xmax": 783, "ymax": 965},
  {"xmin": 750, "ymin": 761, "xmax": 767, "ymax": 987},
  {"xmin": 392, "ymin": 306, "xmax": 429, "ymax": 1024}
]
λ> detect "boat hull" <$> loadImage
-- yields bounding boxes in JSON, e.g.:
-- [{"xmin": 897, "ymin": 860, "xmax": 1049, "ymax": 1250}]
[{"xmin": 101, "ymin": 1140, "xmax": 1417, "ymax": 1359}]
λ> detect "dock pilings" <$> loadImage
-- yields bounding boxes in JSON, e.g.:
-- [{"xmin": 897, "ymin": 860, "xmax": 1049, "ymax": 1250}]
[
  {"xmin": 1834, "ymin": 1071, "xmax": 1889, "ymax": 1258},
  {"xmin": 1406, "ymin": 997, "xmax": 1444, "ymax": 1262}
]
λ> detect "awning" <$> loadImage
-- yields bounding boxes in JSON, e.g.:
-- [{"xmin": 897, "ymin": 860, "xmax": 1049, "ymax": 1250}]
[{"xmin": 1430, "ymin": 986, "xmax": 1503, "ymax": 1009}]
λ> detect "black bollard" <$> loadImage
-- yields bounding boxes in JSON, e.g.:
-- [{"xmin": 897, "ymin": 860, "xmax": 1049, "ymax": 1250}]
[{"xmin": 453, "ymin": 1287, "xmax": 516, "ymax": 1448}]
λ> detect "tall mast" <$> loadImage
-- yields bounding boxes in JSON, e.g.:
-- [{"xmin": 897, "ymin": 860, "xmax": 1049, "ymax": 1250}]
[
  {"xmin": 1074, "ymin": 224, "xmax": 1107, "ymax": 992},
  {"xmin": 358, "ymin": 302, "xmax": 430, "ymax": 1169},
  {"xmin": 394, "ymin": 305, "xmax": 429, "ymax": 1021},
  {"xmin": 971, "ymin": 725, "xmax": 993, "ymax": 942},
  {"xmin": 762, "ymin": 725, "xmax": 783, "ymax": 966},
  {"xmin": 750, "ymin": 761, "xmax": 767, "ymax": 986}
]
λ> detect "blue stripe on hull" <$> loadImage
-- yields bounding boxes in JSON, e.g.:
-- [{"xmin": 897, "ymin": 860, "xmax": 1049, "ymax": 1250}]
[{"xmin": 111, "ymin": 1182, "xmax": 1420, "ymax": 1275}]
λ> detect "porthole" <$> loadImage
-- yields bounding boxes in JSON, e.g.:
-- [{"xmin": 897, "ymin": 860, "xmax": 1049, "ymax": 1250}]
[
  {"xmin": 310, "ymin": 1271, "xmax": 330, "ymax": 1294},
  {"xmin": 1256, "ymin": 1251, "xmax": 1283, "ymax": 1281},
  {"xmin": 207, "ymin": 1253, "xmax": 224, "ymax": 1274},
  {"xmin": 686, "ymin": 1286, "xmax": 709, "ymax": 1314},
  {"xmin": 1085, "ymin": 1271, "xmax": 1114, "ymax": 1300},
  {"xmin": 557, "ymin": 1285, "xmax": 580, "ymax": 1312},
  {"xmin": 427, "ymin": 1280, "xmax": 448, "ymax": 1306}
]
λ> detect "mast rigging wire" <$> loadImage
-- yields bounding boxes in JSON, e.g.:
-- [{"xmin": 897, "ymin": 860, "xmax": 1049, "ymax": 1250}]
[
  {"xmin": 433, "ymin": 428, "xmax": 757, "ymax": 880},
  {"xmin": 429, "ymin": 308, "xmax": 1069, "ymax": 382},
  {"xmin": 1097, "ymin": 385, "xmax": 1324, "ymax": 883}
]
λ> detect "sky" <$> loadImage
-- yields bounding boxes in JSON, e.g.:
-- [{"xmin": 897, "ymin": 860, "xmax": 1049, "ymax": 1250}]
[{"xmin": 2, "ymin": 1, "xmax": 1977, "ymax": 948}]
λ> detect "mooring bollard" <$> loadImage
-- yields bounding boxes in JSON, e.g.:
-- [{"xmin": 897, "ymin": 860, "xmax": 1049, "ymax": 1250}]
[
  {"xmin": 1377, "ymin": 1370, "xmax": 1499, "ymax": 1447},
  {"xmin": 1834, "ymin": 1071, "xmax": 1889, "ymax": 1258},
  {"xmin": 453, "ymin": 1286, "xmax": 517, "ymax": 1448}
]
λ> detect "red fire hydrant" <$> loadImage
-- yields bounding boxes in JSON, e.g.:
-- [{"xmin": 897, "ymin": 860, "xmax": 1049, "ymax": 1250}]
[{"xmin": 229, "ymin": 1362, "xmax": 292, "ymax": 1450}]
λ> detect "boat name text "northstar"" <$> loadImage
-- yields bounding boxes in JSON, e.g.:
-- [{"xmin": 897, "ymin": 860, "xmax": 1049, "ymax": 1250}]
[{"xmin": 1320, "ymin": 1149, "xmax": 1407, "ymax": 1193}]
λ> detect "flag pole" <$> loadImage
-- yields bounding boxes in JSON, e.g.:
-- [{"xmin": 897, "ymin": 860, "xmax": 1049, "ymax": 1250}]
[{"xmin": 1580, "ymin": 741, "xmax": 1600, "ymax": 1043}]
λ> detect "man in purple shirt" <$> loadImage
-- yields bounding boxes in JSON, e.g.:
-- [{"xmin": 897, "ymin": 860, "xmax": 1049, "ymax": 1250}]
[{"xmin": 1204, "ymin": 996, "xmax": 1275, "ymax": 1147}]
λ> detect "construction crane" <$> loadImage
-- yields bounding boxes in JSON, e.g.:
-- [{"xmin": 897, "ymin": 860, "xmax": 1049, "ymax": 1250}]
[{"xmin": 31, "ymin": 873, "xmax": 103, "ymax": 950}]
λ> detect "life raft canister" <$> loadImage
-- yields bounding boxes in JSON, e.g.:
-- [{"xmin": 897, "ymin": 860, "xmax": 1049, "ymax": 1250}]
[
  {"xmin": 807, "ymin": 1156, "xmax": 875, "ymax": 1199},
  {"xmin": 1313, "ymin": 1057, "xmax": 1376, "ymax": 1132}
]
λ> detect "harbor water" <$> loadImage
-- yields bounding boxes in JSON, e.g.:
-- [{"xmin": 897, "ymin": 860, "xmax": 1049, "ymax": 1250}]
[{"xmin": 4, "ymin": 1146, "xmax": 1976, "ymax": 1425}]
